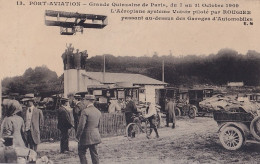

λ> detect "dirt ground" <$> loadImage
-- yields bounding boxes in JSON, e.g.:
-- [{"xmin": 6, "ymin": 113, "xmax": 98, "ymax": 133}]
[{"xmin": 38, "ymin": 117, "xmax": 260, "ymax": 164}]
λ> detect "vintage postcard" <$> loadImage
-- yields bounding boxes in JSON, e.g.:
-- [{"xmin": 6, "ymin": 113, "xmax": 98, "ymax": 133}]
[{"xmin": 0, "ymin": 0, "xmax": 260, "ymax": 163}]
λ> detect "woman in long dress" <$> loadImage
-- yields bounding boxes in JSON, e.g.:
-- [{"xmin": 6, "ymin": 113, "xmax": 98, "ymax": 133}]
[{"xmin": 1, "ymin": 100, "xmax": 25, "ymax": 147}]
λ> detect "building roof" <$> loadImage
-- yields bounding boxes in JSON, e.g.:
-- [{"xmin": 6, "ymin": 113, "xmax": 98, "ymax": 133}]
[
  {"xmin": 82, "ymin": 72, "xmax": 167, "ymax": 85},
  {"xmin": 227, "ymin": 82, "xmax": 244, "ymax": 87}
]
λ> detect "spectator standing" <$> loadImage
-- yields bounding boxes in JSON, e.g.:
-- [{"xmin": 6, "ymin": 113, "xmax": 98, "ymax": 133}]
[
  {"xmin": 76, "ymin": 95, "xmax": 101, "ymax": 164},
  {"xmin": 80, "ymin": 50, "xmax": 88, "ymax": 69},
  {"xmin": 74, "ymin": 49, "xmax": 82, "ymax": 69},
  {"xmin": 165, "ymin": 98, "xmax": 176, "ymax": 128},
  {"xmin": 108, "ymin": 98, "xmax": 121, "ymax": 113},
  {"xmin": 118, "ymin": 99, "xmax": 126, "ymax": 110},
  {"xmin": 24, "ymin": 97, "xmax": 44, "ymax": 151},
  {"xmin": 1, "ymin": 100, "xmax": 26, "ymax": 147},
  {"xmin": 68, "ymin": 93, "xmax": 79, "ymax": 132},
  {"xmin": 57, "ymin": 98, "xmax": 74, "ymax": 153},
  {"xmin": 72, "ymin": 100, "xmax": 85, "ymax": 133},
  {"xmin": 124, "ymin": 97, "xmax": 138, "ymax": 125},
  {"xmin": 61, "ymin": 49, "xmax": 68, "ymax": 70}
]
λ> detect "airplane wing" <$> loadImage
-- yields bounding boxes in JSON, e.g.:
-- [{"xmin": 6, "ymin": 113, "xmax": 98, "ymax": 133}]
[{"xmin": 45, "ymin": 10, "xmax": 107, "ymax": 28}]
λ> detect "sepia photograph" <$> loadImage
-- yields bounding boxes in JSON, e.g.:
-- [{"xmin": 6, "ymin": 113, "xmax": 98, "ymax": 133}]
[{"xmin": 0, "ymin": 0, "xmax": 260, "ymax": 163}]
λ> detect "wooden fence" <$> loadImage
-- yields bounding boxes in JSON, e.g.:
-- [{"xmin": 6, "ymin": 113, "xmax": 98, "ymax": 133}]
[{"xmin": 40, "ymin": 111, "xmax": 126, "ymax": 141}]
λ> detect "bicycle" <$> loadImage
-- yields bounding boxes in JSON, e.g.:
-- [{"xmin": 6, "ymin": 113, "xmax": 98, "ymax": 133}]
[{"xmin": 125, "ymin": 113, "xmax": 151, "ymax": 140}]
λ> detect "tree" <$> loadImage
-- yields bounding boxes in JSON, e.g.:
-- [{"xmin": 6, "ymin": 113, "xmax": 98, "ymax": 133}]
[{"xmin": 2, "ymin": 65, "xmax": 61, "ymax": 96}]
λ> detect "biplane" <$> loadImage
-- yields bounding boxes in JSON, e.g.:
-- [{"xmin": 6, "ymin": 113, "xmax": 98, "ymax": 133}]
[{"xmin": 44, "ymin": 10, "xmax": 108, "ymax": 35}]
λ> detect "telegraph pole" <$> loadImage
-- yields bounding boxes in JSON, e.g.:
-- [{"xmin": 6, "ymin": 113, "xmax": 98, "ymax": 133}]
[
  {"xmin": 103, "ymin": 55, "xmax": 106, "ymax": 83},
  {"xmin": 162, "ymin": 60, "xmax": 165, "ymax": 82},
  {"xmin": 0, "ymin": 79, "xmax": 2, "ymax": 119}
]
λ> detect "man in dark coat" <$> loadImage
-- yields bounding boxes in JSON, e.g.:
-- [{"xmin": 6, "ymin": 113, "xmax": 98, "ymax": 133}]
[
  {"xmin": 80, "ymin": 50, "xmax": 88, "ymax": 69},
  {"xmin": 76, "ymin": 95, "xmax": 101, "ymax": 164},
  {"xmin": 68, "ymin": 94, "xmax": 84, "ymax": 133},
  {"xmin": 57, "ymin": 98, "xmax": 74, "ymax": 153},
  {"xmin": 124, "ymin": 97, "xmax": 138, "ymax": 125},
  {"xmin": 74, "ymin": 49, "xmax": 81, "ymax": 69},
  {"xmin": 73, "ymin": 101, "xmax": 85, "ymax": 132},
  {"xmin": 66, "ymin": 44, "xmax": 74, "ymax": 69},
  {"xmin": 24, "ymin": 98, "xmax": 44, "ymax": 151},
  {"xmin": 165, "ymin": 98, "xmax": 176, "ymax": 128},
  {"xmin": 61, "ymin": 49, "xmax": 68, "ymax": 70}
]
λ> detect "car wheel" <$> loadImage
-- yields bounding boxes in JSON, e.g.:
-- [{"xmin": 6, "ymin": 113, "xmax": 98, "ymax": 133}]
[{"xmin": 219, "ymin": 126, "xmax": 244, "ymax": 150}]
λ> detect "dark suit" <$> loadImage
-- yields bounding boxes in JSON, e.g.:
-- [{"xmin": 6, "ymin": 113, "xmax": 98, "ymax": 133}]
[
  {"xmin": 76, "ymin": 104, "xmax": 101, "ymax": 164},
  {"xmin": 73, "ymin": 101, "xmax": 85, "ymax": 133},
  {"xmin": 125, "ymin": 100, "xmax": 137, "ymax": 125},
  {"xmin": 57, "ymin": 106, "xmax": 73, "ymax": 153},
  {"xmin": 165, "ymin": 101, "xmax": 176, "ymax": 127},
  {"xmin": 24, "ymin": 106, "xmax": 44, "ymax": 151}
]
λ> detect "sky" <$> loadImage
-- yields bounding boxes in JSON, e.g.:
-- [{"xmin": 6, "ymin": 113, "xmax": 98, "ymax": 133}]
[{"xmin": 0, "ymin": 0, "xmax": 260, "ymax": 78}]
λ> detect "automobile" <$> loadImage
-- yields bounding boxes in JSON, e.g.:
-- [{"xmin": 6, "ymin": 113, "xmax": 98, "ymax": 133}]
[
  {"xmin": 187, "ymin": 88, "xmax": 214, "ymax": 118},
  {"xmin": 156, "ymin": 87, "xmax": 185, "ymax": 117},
  {"xmin": 213, "ymin": 105, "xmax": 260, "ymax": 150}
]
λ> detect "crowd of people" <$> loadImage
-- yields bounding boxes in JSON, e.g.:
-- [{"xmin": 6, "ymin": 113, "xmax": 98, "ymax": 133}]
[
  {"xmin": 61, "ymin": 44, "xmax": 88, "ymax": 70},
  {"xmin": 1, "ymin": 96, "xmax": 44, "ymax": 163},
  {"xmin": 0, "ymin": 94, "xmax": 177, "ymax": 164},
  {"xmin": 1, "ymin": 97, "xmax": 44, "ymax": 151}
]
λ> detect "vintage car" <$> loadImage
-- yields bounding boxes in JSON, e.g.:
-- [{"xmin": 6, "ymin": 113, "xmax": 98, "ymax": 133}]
[
  {"xmin": 199, "ymin": 94, "xmax": 231, "ymax": 112},
  {"xmin": 87, "ymin": 84, "xmax": 140, "ymax": 112},
  {"xmin": 246, "ymin": 93, "xmax": 260, "ymax": 103},
  {"xmin": 156, "ymin": 87, "xmax": 189, "ymax": 117},
  {"xmin": 213, "ymin": 104, "xmax": 260, "ymax": 150},
  {"xmin": 155, "ymin": 87, "xmax": 214, "ymax": 119},
  {"xmin": 187, "ymin": 88, "xmax": 215, "ymax": 118}
]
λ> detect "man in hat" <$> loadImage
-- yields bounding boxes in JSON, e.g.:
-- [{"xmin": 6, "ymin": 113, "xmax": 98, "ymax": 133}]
[
  {"xmin": 76, "ymin": 95, "xmax": 101, "ymax": 164},
  {"xmin": 57, "ymin": 98, "xmax": 74, "ymax": 153},
  {"xmin": 68, "ymin": 93, "xmax": 83, "ymax": 133},
  {"xmin": 24, "ymin": 97, "xmax": 44, "ymax": 151},
  {"xmin": 73, "ymin": 100, "xmax": 85, "ymax": 133}
]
